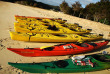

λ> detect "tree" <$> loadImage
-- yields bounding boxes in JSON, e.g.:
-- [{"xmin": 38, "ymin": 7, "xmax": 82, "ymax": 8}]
[
  {"xmin": 84, "ymin": 3, "xmax": 97, "ymax": 20},
  {"xmin": 60, "ymin": 0, "xmax": 72, "ymax": 14},
  {"xmin": 72, "ymin": 1, "xmax": 82, "ymax": 16},
  {"xmin": 100, "ymin": 0, "xmax": 110, "ymax": 2},
  {"xmin": 82, "ymin": 0, "xmax": 110, "ymax": 24}
]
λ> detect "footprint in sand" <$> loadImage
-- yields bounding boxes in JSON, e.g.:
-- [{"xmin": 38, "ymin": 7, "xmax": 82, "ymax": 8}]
[
  {"xmin": 0, "ymin": 39, "xmax": 3, "ymax": 42},
  {"xmin": 0, "ymin": 65, "xmax": 3, "ymax": 70},
  {"xmin": 0, "ymin": 39, "xmax": 5, "ymax": 50},
  {"xmin": 0, "ymin": 44, "xmax": 5, "ymax": 50},
  {"xmin": 1, "ymin": 38, "xmax": 12, "ymax": 50}
]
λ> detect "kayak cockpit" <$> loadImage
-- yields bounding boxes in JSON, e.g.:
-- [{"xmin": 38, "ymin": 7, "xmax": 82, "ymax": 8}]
[
  {"xmin": 44, "ymin": 47, "xmax": 54, "ymax": 51},
  {"xmin": 88, "ymin": 43, "xmax": 97, "ymax": 47},
  {"xmin": 75, "ymin": 43, "xmax": 88, "ymax": 47},
  {"xmin": 91, "ymin": 54, "xmax": 110, "ymax": 62}
]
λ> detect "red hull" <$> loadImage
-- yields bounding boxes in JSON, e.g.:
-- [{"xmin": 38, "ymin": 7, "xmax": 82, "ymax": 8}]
[
  {"xmin": 15, "ymin": 15, "xmax": 62, "ymax": 20},
  {"xmin": 7, "ymin": 41, "xmax": 109, "ymax": 57}
]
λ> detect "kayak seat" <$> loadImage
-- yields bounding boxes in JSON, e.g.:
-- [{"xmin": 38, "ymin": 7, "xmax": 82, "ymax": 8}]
[
  {"xmin": 76, "ymin": 43, "xmax": 88, "ymax": 47},
  {"xmin": 70, "ymin": 28, "xmax": 77, "ymax": 31},
  {"xmin": 44, "ymin": 47, "xmax": 54, "ymax": 51},
  {"xmin": 55, "ymin": 60, "xmax": 69, "ymax": 68},
  {"xmin": 37, "ymin": 19, "xmax": 42, "ymax": 20},
  {"xmin": 61, "ymin": 25, "xmax": 68, "ymax": 27},
  {"xmin": 51, "ymin": 19, "xmax": 55, "ymax": 21},
  {"xmin": 47, "ymin": 25, "xmax": 59, "ymax": 31},
  {"xmin": 80, "ymin": 35, "xmax": 88, "ymax": 37},
  {"xmin": 54, "ymin": 34, "xmax": 67, "ymax": 37},
  {"xmin": 43, "ymin": 21, "xmax": 49, "ymax": 23},
  {"xmin": 59, "ymin": 22, "xmax": 65, "ymax": 24},
  {"xmin": 17, "ymin": 32, "xmax": 22, "ymax": 34},
  {"xmin": 88, "ymin": 43, "xmax": 97, "ymax": 47},
  {"xmin": 44, "ymin": 24, "xmax": 49, "ymax": 26}
]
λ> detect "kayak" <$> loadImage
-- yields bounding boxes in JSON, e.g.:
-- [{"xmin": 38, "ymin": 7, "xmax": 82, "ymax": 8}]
[
  {"xmin": 14, "ymin": 22, "xmax": 48, "ymax": 28},
  {"xmin": 8, "ymin": 53, "xmax": 110, "ymax": 73},
  {"xmin": 15, "ymin": 15, "xmax": 67, "ymax": 24},
  {"xmin": 15, "ymin": 15, "xmax": 62, "ymax": 20},
  {"xmin": 16, "ymin": 18, "xmax": 79, "ymax": 26},
  {"xmin": 15, "ymin": 19, "xmax": 80, "ymax": 28},
  {"xmin": 9, "ymin": 32, "xmax": 103, "ymax": 42},
  {"xmin": 16, "ymin": 19, "xmax": 50, "ymax": 25},
  {"xmin": 14, "ymin": 25, "xmax": 92, "ymax": 34},
  {"xmin": 15, "ymin": 16, "xmax": 81, "ymax": 30},
  {"xmin": 15, "ymin": 19, "xmax": 82, "ymax": 32},
  {"xmin": 7, "ymin": 40, "xmax": 109, "ymax": 57}
]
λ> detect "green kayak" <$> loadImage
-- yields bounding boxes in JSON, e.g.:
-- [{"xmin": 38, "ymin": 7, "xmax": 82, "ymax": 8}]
[{"xmin": 8, "ymin": 54, "xmax": 110, "ymax": 73}]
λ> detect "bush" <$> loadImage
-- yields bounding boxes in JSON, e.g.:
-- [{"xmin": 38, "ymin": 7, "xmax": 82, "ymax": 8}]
[
  {"xmin": 33, "ymin": 3, "xmax": 37, "ymax": 7},
  {"xmin": 99, "ymin": 19, "xmax": 110, "ymax": 24}
]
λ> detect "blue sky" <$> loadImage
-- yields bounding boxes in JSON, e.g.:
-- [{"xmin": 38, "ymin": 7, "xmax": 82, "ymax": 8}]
[{"xmin": 35, "ymin": 0, "xmax": 100, "ymax": 8}]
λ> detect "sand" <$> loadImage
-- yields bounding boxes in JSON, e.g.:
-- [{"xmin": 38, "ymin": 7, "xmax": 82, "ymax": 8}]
[{"xmin": 0, "ymin": 1, "xmax": 110, "ymax": 74}]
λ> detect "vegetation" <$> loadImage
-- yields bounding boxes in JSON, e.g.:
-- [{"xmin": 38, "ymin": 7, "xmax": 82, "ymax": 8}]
[
  {"xmin": 72, "ymin": 1, "xmax": 83, "ymax": 17},
  {"xmin": 83, "ymin": 0, "xmax": 110, "ymax": 24},
  {"xmin": 1, "ymin": 0, "xmax": 60, "ymax": 11},
  {"xmin": 59, "ymin": 0, "xmax": 110, "ymax": 25},
  {"xmin": 60, "ymin": 1, "xmax": 72, "ymax": 14}
]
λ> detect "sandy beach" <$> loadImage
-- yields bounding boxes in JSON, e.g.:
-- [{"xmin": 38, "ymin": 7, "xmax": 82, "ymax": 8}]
[{"xmin": 0, "ymin": 1, "xmax": 110, "ymax": 74}]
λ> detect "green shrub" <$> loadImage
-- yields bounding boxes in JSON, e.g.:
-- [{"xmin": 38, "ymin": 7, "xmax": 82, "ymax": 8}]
[{"xmin": 99, "ymin": 19, "xmax": 110, "ymax": 24}]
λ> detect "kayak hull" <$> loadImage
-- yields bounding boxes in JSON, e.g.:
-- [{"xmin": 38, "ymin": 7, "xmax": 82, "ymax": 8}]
[
  {"xmin": 9, "ymin": 32, "xmax": 103, "ymax": 42},
  {"xmin": 14, "ymin": 25, "xmax": 91, "ymax": 34},
  {"xmin": 8, "ymin": 54, "xmax": 110, "ymax": 73},
  {"xmin": 7, "ymin": 41, "xmax": 109, "ymax": 57}
]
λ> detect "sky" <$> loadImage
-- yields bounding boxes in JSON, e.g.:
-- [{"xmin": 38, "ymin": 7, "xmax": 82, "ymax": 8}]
[{"xmin": 35, "ymin": 0, "xmax": 100, "ymax": 8}]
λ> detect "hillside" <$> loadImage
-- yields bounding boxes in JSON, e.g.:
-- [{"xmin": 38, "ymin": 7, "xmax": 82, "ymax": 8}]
[
  {"xmin": 1, "ymin": 0, "xmax": 60, "ymax": 11},
  {"xmin": 0, "ymin": 1, "xmax": 110, "ymax": 74}
]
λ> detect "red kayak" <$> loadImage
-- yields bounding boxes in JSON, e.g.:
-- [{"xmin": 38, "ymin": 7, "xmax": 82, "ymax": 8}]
[
  {"xmin": 15, "ymin": 15, "xmax": 62, "ymax": 20},
  {"xmin": 7, "ymin": 41, "xmax": 109, "ymax": 57}
]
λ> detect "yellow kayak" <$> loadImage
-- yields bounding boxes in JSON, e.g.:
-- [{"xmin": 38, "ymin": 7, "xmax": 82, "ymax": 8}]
[
  {"xmin": 14, "ymin": 21, "xmax": 82, "ymax": 31},
  {"xmin": 15, "ymin": 15, "xmax": 67, "ymax": 23},
  {"xmin": 14, "ymin": 19, "xmax": 91, "ymax": 34},
  {"xmin": 16, "ymin": 19, "xmax": 49, "ymax": 25},
  {"xmin": 10, "ymin": 32, "xmax": 103, "ymax": 42},
  {"xmin": 14, "ymin": 25, "xmax": 92, "ymax": 34},
  {"xmin": 49, "ymin": 21, "xmax": 82, "ymax": 30},
  {"xmin": 14, "ymin": 22, "xmax": 48, "ymax": 28},
  {"xmin": 16, "ymin": 19, "xmax": 80, "ymax": 29},
  {"xmin": 16, "ymin": 18, "xmax": 83, "ymax": 31}
]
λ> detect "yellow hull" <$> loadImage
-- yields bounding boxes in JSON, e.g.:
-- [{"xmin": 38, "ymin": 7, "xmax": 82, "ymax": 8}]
[
  {"xmin": 14, "ymin": 25, "xmax": 91, "ymax": 34},
  {"xmin": 10, "ymin": 32, "xmax": 30, "ymax": 41},
  {"xmin": 15, "ymin": 19, "xmax": 89, "ymax": 34},
  {"xmin": 14, "ymin": 22, "xmax": 47, "ymax": 28},
  {"xmin": 10, "ymin": 32, "xmax": 103, "ymax": 42},
  {"xmin": 16, "ymin": 19, "xmax": 79, "ymax": 29},
  {"xmin": 15, "ymin": 16, "xmax": 80, "ymax": 29}
]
